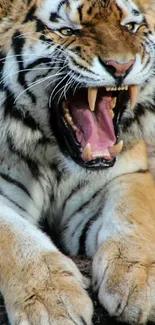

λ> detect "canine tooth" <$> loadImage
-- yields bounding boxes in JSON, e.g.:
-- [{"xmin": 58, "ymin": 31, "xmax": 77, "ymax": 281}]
[
  {"xmin": 106, "ymin": 87, "xmax": 110, "ymax": 91},
  {"xmin": 110, "ymin": 97, "xmax": 117, "ymax": 110},
  {"xmin": 109, "ymin": 140, "xmax": 123, "ymax": 158},
  {"xmin": 88, "ymin": 87, "xmax": 98, "ymax": 112},
  {"xmin": 82, "ymin": 143, "xmax": 92, "ymax": 161},
  {"xmin": 129, "ymin": 85, "xmax": 139, "ymax": 110}
]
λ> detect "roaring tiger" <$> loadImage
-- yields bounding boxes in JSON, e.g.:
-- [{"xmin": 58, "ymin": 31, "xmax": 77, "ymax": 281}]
[{"xmin": 0, "ymin": 0, "xmax": 155, "ymax": 324}]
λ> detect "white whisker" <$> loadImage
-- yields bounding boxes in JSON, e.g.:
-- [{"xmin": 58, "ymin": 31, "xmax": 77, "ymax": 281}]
[
  {"xmin": 49, "ymin": 70, "xmax": 72, "ymax": 107},
  {"xmin": 0, "ymin": 53, "xmax": 43, "ymax": 64},
  {"xmin": 0, "ymin": 65, "xmax": 65, "ymax": 84},
  {"xmin": 44, "ymin": 64, "xmax": 68, "ymax": 91},
  {"xmin": 14, "ymin": 70, "xmax": 66, "ymax": 103},
  {"xmin": 56, "ymin": 71, "xmax": 75, "ymax": 104}
]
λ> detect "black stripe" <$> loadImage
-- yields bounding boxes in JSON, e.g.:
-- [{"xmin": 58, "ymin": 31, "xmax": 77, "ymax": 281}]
[
  {"xmin": 0, "ymin": 188, "xmax": 27, "ymax": 212},
  {"xmin": 87, "ymin": 1, "xmax": 96, "ymax": 14},
  {"xmin": 4, "ymin": 88, "xmax": 51, "ymax": 153},
  {"xmin": 70, "ymin": 57, "xmax": 93, "ymax": 74},
  {"xmin": 80, "ymin": 316, "xmax": 88, "ymax": 325},
  {"xmin": 63, "ymin": 188, "xmax": 102, "ymax": 237},
  {"xmin": 32, "ymin": 69, "xmax": 52, "ymax": 83},
  {"xmin": 57, "ymin": 0, "xmax": 66, "ymax": 12},
  {"xmin": 50, "ymin": 12, "xmax": 60, "ymax": 22},
  {"xmin": 121, "ymin": 116, "xmax": 135, "ymax": 132},
  {"xmin": 115, "ymin": 3, "xmax": 123, "ymax": 19},
  {"xmin": 26, "ymin": 57, "xmax": 51, "ymax": 70},
  {"xmin": 87, "ymin": 6, "xmax": 93, "ymax": 15},
  {"xmin": 7, "ymin": 135, "xmax": 40, "ymax": 179},
  {"xmin": 4, "ymin": 88, "xmax": 39, "ymax": 131},
  {"xmin": 23, "ymin": 5, "xmax": 36, "ymax": 23},
  {"xmin": 62, "ymin": 183, "xmax": 87, "ymax": 212},
  {"xmin": 138, "ymin": 100, "xmax": 155, "ymax": 114},
  {"xmin": 77, "ymin": 5, "xmax": 84, "ymax": 22},
  {"xmin": 27, "ymin": 0, "xmax": 33, "ymax": 5},
  {"xmin": 122, "ymin": 101, "xmax": 155, "ymax": 133},
  {"xmin": 78, "ymin": 213, "xmax": 99, "ymax": 255},
  {"xmin": 4, "ymin": 87, "xmax": 15, "ymax": 117},
  {"xmin": 12, "ymin": 30, "xmax": 36, "ymax": 104},
  {"xmin": 73, "ymin": 188, "xmax": 102, "ymax": 216},
  {"xmin": 137, "ymin": 169, "xmax": 149, "ymax": 174},
  {"xmin": 14, "ymin": 109, "xmax": 39, "ymax": 130},
  {"xmin": 0, "ymin": 173, "xmax": 31, "ymax": 198},
  {"xmin": 12, "ymin": 30, "xmax": 25, "ymax": 87},
  {"xmin": 65, "ymin": 39, "xmax": 75, "ymax": 48},
  {"xmin": 39, "ymin": 217, "xmax": 62, "ymax": 249},
  {"xmin": 36, "ymin": 19, "xmax": 46, "ymax": 32},
  {"xmin": 50, "ymin": 163, "xmax": 62, "ymax": 183},
  {"xmin": 39, "ymin": 34, "xmax": 53, "ymax": 45},
  {"xmin": 0, "ymin": 51, "xmax": 5, "ymax": 90}
]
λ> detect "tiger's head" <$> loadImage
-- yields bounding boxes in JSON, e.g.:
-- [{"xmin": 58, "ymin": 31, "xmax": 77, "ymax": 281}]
[{"xmin": 0, "ymin": 0, "xmax": 155, "ymax": 169}]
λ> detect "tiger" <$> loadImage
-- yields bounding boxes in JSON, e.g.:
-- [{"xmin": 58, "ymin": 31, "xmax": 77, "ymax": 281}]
[{"xmin": 0, "ymin": 0, "xmax": 155, "ymax": 324}]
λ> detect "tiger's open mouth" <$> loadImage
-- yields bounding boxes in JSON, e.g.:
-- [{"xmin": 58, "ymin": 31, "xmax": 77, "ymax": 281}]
[{"xmin": 52, "ymin": 85, "xmax": 139, "ymax": 169}]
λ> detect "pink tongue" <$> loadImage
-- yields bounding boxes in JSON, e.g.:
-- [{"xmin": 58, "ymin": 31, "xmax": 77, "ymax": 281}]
[{"xmin": 71, "ymin": 98, "xmax": 116, "ymax": 160}]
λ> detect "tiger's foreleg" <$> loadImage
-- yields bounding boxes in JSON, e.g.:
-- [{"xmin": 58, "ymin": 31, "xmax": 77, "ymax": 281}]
[
  {"xmin": 0, "ymin": 202, "xmax": 93, "ymax": 325},
  {"xmin": 92, "ymin": 171, "xmax": 155, "ymax": 324}
]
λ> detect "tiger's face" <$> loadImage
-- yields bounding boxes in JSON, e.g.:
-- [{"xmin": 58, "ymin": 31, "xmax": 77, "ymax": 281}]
[{"xmin": 1, "ymin": 0, "xmax": 155, "ymax": 169}]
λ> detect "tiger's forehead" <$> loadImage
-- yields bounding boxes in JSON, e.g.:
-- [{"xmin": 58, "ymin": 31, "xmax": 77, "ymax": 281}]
[{"xmin": 37, "ymin": 0, "xmax": 142, "ymax": 27}]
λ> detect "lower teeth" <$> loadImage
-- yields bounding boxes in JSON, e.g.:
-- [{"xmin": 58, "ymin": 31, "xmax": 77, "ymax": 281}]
[
  {"xmin": 82, "ymin": 140, "xmax": 123, "ymax": 161},
  {"xmin": 63, "ymin": 102, "xmax": 79, "ymax": 131}
]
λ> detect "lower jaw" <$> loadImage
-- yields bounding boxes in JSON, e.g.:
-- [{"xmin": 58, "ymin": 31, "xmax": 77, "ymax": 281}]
[
  {"xmin": 72, "ymin": 155, "xmax": 116, "ymax": 170},
  {"xmin": 52, "ymin": 115, "xmax": 117, "ymax": 170}
]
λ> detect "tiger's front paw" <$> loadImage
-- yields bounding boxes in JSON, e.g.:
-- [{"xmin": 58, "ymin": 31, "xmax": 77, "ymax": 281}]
[
  {"xmin": 92, "ymin": 240, "xmax": 155, "ymax": 324},
  {"xmin": 4, "ymin": 252, "xmax": 93, "ymax": 325}
]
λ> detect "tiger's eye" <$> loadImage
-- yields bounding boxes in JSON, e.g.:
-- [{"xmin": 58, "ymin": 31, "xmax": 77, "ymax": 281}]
[{"xmin": 59, "ymin": 28, "xmax": 74, "ymax": 37}]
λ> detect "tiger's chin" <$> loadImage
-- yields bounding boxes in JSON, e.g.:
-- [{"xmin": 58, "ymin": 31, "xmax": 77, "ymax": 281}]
[{"xmin": 51, "ymin": 84, "xmax": 139, "ymax": 170}]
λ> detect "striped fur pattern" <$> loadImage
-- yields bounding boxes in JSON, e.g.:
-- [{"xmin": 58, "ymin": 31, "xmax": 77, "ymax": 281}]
[{"xmin": 0, "ymin": 0, "xmax": 155, "ymax": 324}]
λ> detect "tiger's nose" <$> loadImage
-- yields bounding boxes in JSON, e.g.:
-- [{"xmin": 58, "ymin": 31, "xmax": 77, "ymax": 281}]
[{"xmin": 105, "ymin": 59, "xmax": 135, "ymax": 77}]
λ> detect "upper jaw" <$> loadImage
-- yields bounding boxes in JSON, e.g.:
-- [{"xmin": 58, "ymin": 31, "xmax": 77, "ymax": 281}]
[{"xmin": 87, "ymin": 85, "xmax": 139, "ymax": 112}]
